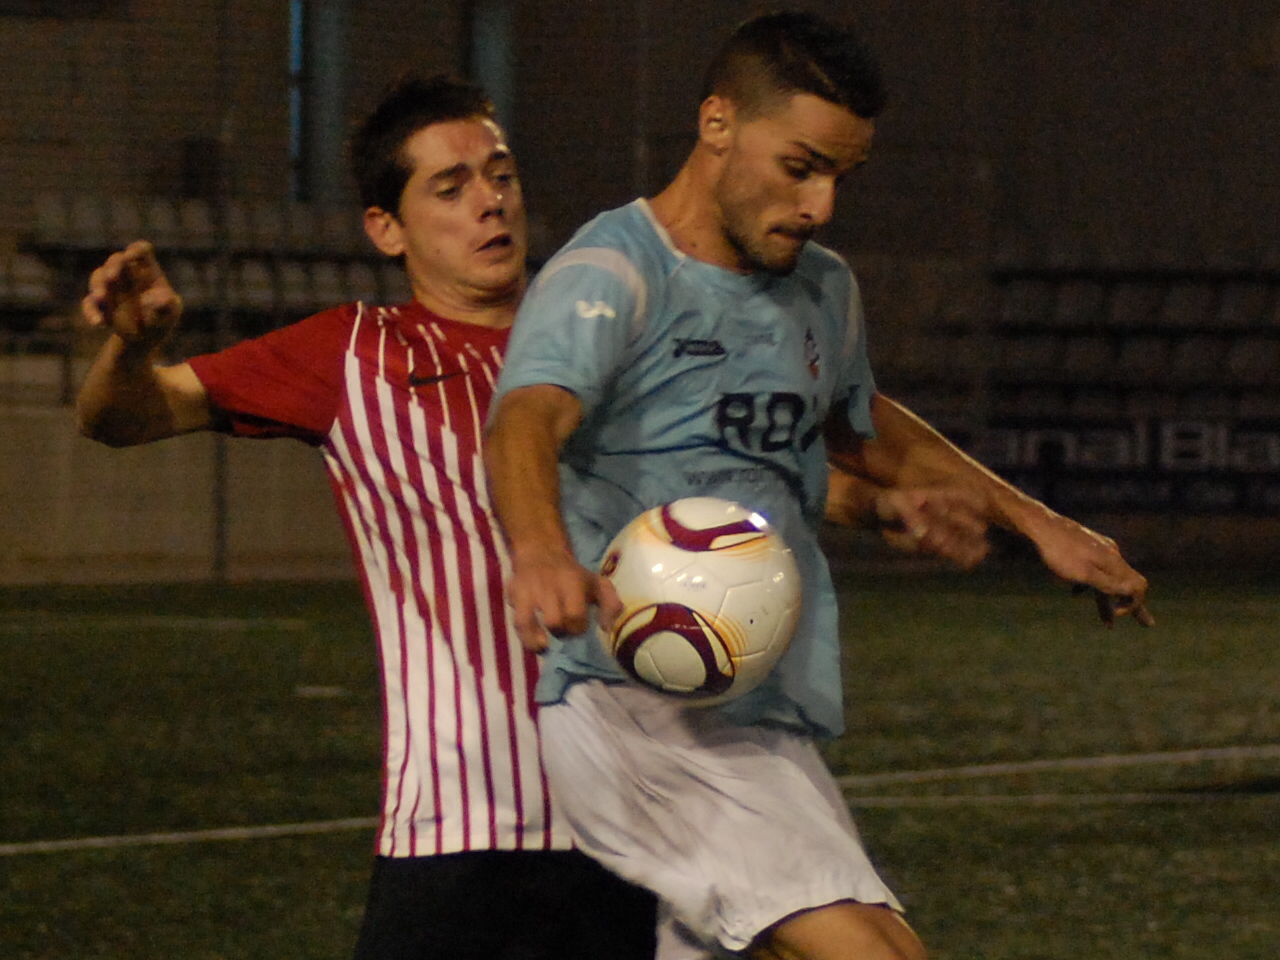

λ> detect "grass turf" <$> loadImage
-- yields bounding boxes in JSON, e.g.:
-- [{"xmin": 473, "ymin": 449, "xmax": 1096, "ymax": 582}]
[{"xmin": 1, "ymin": 569, "xmax": 1277, "ymax": 958}]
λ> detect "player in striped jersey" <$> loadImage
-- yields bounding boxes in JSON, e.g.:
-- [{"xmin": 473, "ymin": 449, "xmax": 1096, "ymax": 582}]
[{"xmin": 75, "ymin": 74, "xmax": 656, "ymax": 959}]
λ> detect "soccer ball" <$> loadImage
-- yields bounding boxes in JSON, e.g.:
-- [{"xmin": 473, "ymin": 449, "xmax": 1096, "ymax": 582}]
[{"xmin": 597, "ymin": 497, "xmax": 802, "ymax": 706}]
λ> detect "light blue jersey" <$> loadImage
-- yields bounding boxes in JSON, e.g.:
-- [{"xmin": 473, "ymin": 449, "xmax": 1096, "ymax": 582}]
[{"xmin": 494, "ymin": 200, "xmax": 876, "ymax": 737}]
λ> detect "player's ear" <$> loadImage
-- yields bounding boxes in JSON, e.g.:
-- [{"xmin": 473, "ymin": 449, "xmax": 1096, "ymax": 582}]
[
  {"xmin": 363, "ymin": 207, "xmax": 406, "ymax": 258},
  {"xmin": 698, "ymin": 95, "xmax": 736, "ymax": 153}
]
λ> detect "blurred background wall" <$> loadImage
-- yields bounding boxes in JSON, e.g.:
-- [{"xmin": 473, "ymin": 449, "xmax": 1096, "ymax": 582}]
[{"xmin": 2, "ymin": 0, "xmax": 1278, "ymax": 582}]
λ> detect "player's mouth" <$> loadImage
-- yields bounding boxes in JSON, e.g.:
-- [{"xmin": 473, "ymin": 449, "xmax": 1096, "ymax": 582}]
[
  {"xmin": 771, "ymin": 224, "xmax": 815, "ymax": 244},
  {"xmin": 477, "ymin": 233, "xmax": 514, "ymax": 253}
]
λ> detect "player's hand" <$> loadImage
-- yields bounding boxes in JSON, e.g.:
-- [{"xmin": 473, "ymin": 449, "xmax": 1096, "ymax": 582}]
[
  {"xmin": 873, "ymin": 487, "xmax": 991, "ymax": 570},
  {"xmin": 507, "ymin": 547, "xmax": 622, "ymax": 652},
  {"xmin": 81, "ymin": 241, "xmax": 183, "ymax": 348},
  {"xmin": 1025, "ymin": 510, "xmax": 1154, "ymax": 627}
]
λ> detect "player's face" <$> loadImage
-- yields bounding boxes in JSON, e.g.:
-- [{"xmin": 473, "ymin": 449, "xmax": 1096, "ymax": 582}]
[
  {"xmin": 713, "ymin": 93, "xmax": 873, "ymax": 275},
  {"xmin": 387, "ymin": 117, "xmax": 528, "ymax": 307}
]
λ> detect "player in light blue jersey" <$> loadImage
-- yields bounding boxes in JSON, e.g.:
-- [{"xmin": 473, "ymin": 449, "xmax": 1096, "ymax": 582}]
[
  {"xmin": 486, "ymin": 12, "xmax": 1151, "ymax": 960},
  {"xmin": 494, "ymin": 198, "xmax": 884, "ymax": 738}
]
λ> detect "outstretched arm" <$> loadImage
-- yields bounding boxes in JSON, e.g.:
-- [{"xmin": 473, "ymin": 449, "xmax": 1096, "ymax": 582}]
[
  {"xmin": 483, "ymin": 384, "xmax": 622, "ymax": 651},
  {"xmin": 828, "ymin": 392, "xmax": 1153, "ymax": 626},
  {"xmin": 825, "ymin": 465, "xmax": 992, "ymax": 570},
  {"xmin": 77, "ymin": 241, "xmax": 212, "ymax": 446}
]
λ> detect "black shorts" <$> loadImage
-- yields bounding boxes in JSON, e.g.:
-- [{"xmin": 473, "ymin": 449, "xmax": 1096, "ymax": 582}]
[{"xmin": 352, "ymin": 849, "xmax": 657, "ymax": 960}]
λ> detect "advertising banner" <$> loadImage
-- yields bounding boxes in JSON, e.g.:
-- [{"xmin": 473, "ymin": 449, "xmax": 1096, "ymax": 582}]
[{"xmin": 962, "ymin": 419, "xmax": 1280, "ymax": 513}]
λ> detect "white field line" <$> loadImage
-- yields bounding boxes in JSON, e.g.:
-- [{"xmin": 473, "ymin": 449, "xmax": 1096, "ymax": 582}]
[
  {"xmin": 0, "ymin": 818, "xmax": 377, "ymax": 857},
  {"xmin": 846, "ymin": 792, "xmax": 1279, "ymax": 808},
  {"xmin": 5, "ymin": 745, "xmax": 1278, "ymax": 858},
  {"xmin": 835, "ymin": 744, "xmax": 1280, "ymax": 790}
]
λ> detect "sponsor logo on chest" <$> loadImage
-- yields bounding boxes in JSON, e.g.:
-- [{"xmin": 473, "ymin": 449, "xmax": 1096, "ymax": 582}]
[{"xmin": 673, "ymin": 337, "xmax": 727, "ymax": 358}]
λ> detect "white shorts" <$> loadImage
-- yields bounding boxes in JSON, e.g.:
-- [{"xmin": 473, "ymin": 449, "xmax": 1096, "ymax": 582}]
[{"xmin": 539, "ymin": 680, "xmax": 902, "ymax": 958}]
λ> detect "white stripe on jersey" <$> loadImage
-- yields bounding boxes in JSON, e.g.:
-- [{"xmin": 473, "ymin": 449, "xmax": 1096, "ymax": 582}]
[{"xmin": 322, "ymin": 304, "xmax": 568, "ymax": 857}]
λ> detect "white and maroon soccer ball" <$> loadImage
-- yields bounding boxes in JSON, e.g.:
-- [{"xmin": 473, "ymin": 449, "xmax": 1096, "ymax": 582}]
[{"xmin": 597, "ymin": 497, "xmax": 802, "ymax": 706}]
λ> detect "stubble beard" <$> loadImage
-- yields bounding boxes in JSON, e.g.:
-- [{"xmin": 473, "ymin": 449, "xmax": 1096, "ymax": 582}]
[
  {"xmin": 716, "ymin": 178, "xmax": 803, "ymax": 277},
  {"xmin": 722, "ymin": 215, "xmax": 802, "ymax": 277}
]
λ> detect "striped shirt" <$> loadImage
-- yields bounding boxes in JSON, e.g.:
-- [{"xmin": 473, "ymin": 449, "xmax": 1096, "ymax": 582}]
[{"xmin": 189, "ymin": 300, "xmax": 570, "ymax": 857}]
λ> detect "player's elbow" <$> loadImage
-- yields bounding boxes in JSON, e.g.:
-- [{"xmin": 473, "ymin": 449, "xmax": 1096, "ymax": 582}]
[
  {"xmin": 75, "ymin": 404, "xmax": 111, "ymax": 444},
  {"xmin": 76, "ymin": 405, "xmax": 150, "ymax": 448},
  {"xmin": 487, "ymin": 385, "xmax": 583, "ymax": 449},
  {"xmin": 77, "ymin": 420, "xmax": 132, "ymax": 448}
]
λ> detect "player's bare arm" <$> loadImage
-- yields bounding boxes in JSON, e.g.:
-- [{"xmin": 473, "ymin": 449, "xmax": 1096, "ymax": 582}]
[
  {"xmin": 77, "ymin": 241, "xmax": 213, "ymax": 446},
  {"xmin": 826, "ymin": 466, "xmax": 991, "ymax": 570},
  {"xmin": 827, "ymin": 391, "xmax": 1153, "ymax": 626},
  {"xmin": 484, "ymin": 383, "xmax": 622, "ymax": 651}
]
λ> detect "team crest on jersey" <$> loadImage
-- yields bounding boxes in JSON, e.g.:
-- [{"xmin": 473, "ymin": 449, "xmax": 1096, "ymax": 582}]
[{"xmin": 804, "ymin": 327, "xmax": 820, "ymax": 379}]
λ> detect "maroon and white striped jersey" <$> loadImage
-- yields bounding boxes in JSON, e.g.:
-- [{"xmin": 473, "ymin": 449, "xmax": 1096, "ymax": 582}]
[{"xmin": 189, "ymin": 300, "xmax": 571, "ymax": 856}]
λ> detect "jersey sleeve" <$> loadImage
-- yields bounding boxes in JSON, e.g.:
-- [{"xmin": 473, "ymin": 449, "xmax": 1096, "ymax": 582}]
[
  {"xmin": 187, "ymin": 305, "xmax": 352, "ymax": 445},
  {"xmin": 493, "ymin": 246, "xmax": 647, "ymax": 416},
  {"xmin": 834, "ymin": 272, "xmax": 877, "ymax": 439}
]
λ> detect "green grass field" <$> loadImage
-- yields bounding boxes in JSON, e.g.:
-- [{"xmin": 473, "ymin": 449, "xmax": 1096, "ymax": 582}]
[{"xmin": 2, "ymin": 566, "xmax": 1277, "ymax": 959}]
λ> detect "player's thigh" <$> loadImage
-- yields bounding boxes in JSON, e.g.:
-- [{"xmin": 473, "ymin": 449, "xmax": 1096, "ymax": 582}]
[
  {"xmin": 546, "ymin": 847, "xmax": 659, "ymax": 960},
  {"xmin": 353, "ymin": 853, "xmax": 504, "ymax": 960},
  {"xmin": 752, "ymin": 901, "xmax": 926, "ymax": 960},
  {"xmin": 353, "ymin": 850, "xmax": 656, "ymax": 960}
]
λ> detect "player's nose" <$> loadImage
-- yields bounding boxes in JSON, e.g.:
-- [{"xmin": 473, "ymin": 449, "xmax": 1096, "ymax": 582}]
[
  {"xmin": 477, "ymin": 178, "xmax": 506, "ymax": 218},
  {"xmin": 799, "ymin": 178, "xmax": 837, "ymax": 226}
]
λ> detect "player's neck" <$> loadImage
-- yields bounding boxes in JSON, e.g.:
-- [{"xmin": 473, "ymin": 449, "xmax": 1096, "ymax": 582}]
[
  {"xmin": 409, "ymin": 277, "xmax": 524, "ymax": 329},
  {"xmin": 649, "ymin": 159, "xmax": 751, "ymax": 275}
]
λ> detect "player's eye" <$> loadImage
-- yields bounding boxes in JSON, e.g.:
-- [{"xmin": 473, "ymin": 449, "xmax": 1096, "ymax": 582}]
[
  {"xmin": 780, "ymin": 159, "xmax": 812, "ymax": 181},
  {"xmin": 436, "ymin": 184, "xmax": 463, "ymax": 200}
]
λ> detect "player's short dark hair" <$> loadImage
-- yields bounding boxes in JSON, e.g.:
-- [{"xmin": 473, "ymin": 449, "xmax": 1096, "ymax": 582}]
[
  {"xmin": 702, "ymin": 11, "xmax": 886, "ymax": 121},
  {"xmin": 350, "ymin": 72, "xmax": 496, "ymax": 215}
]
